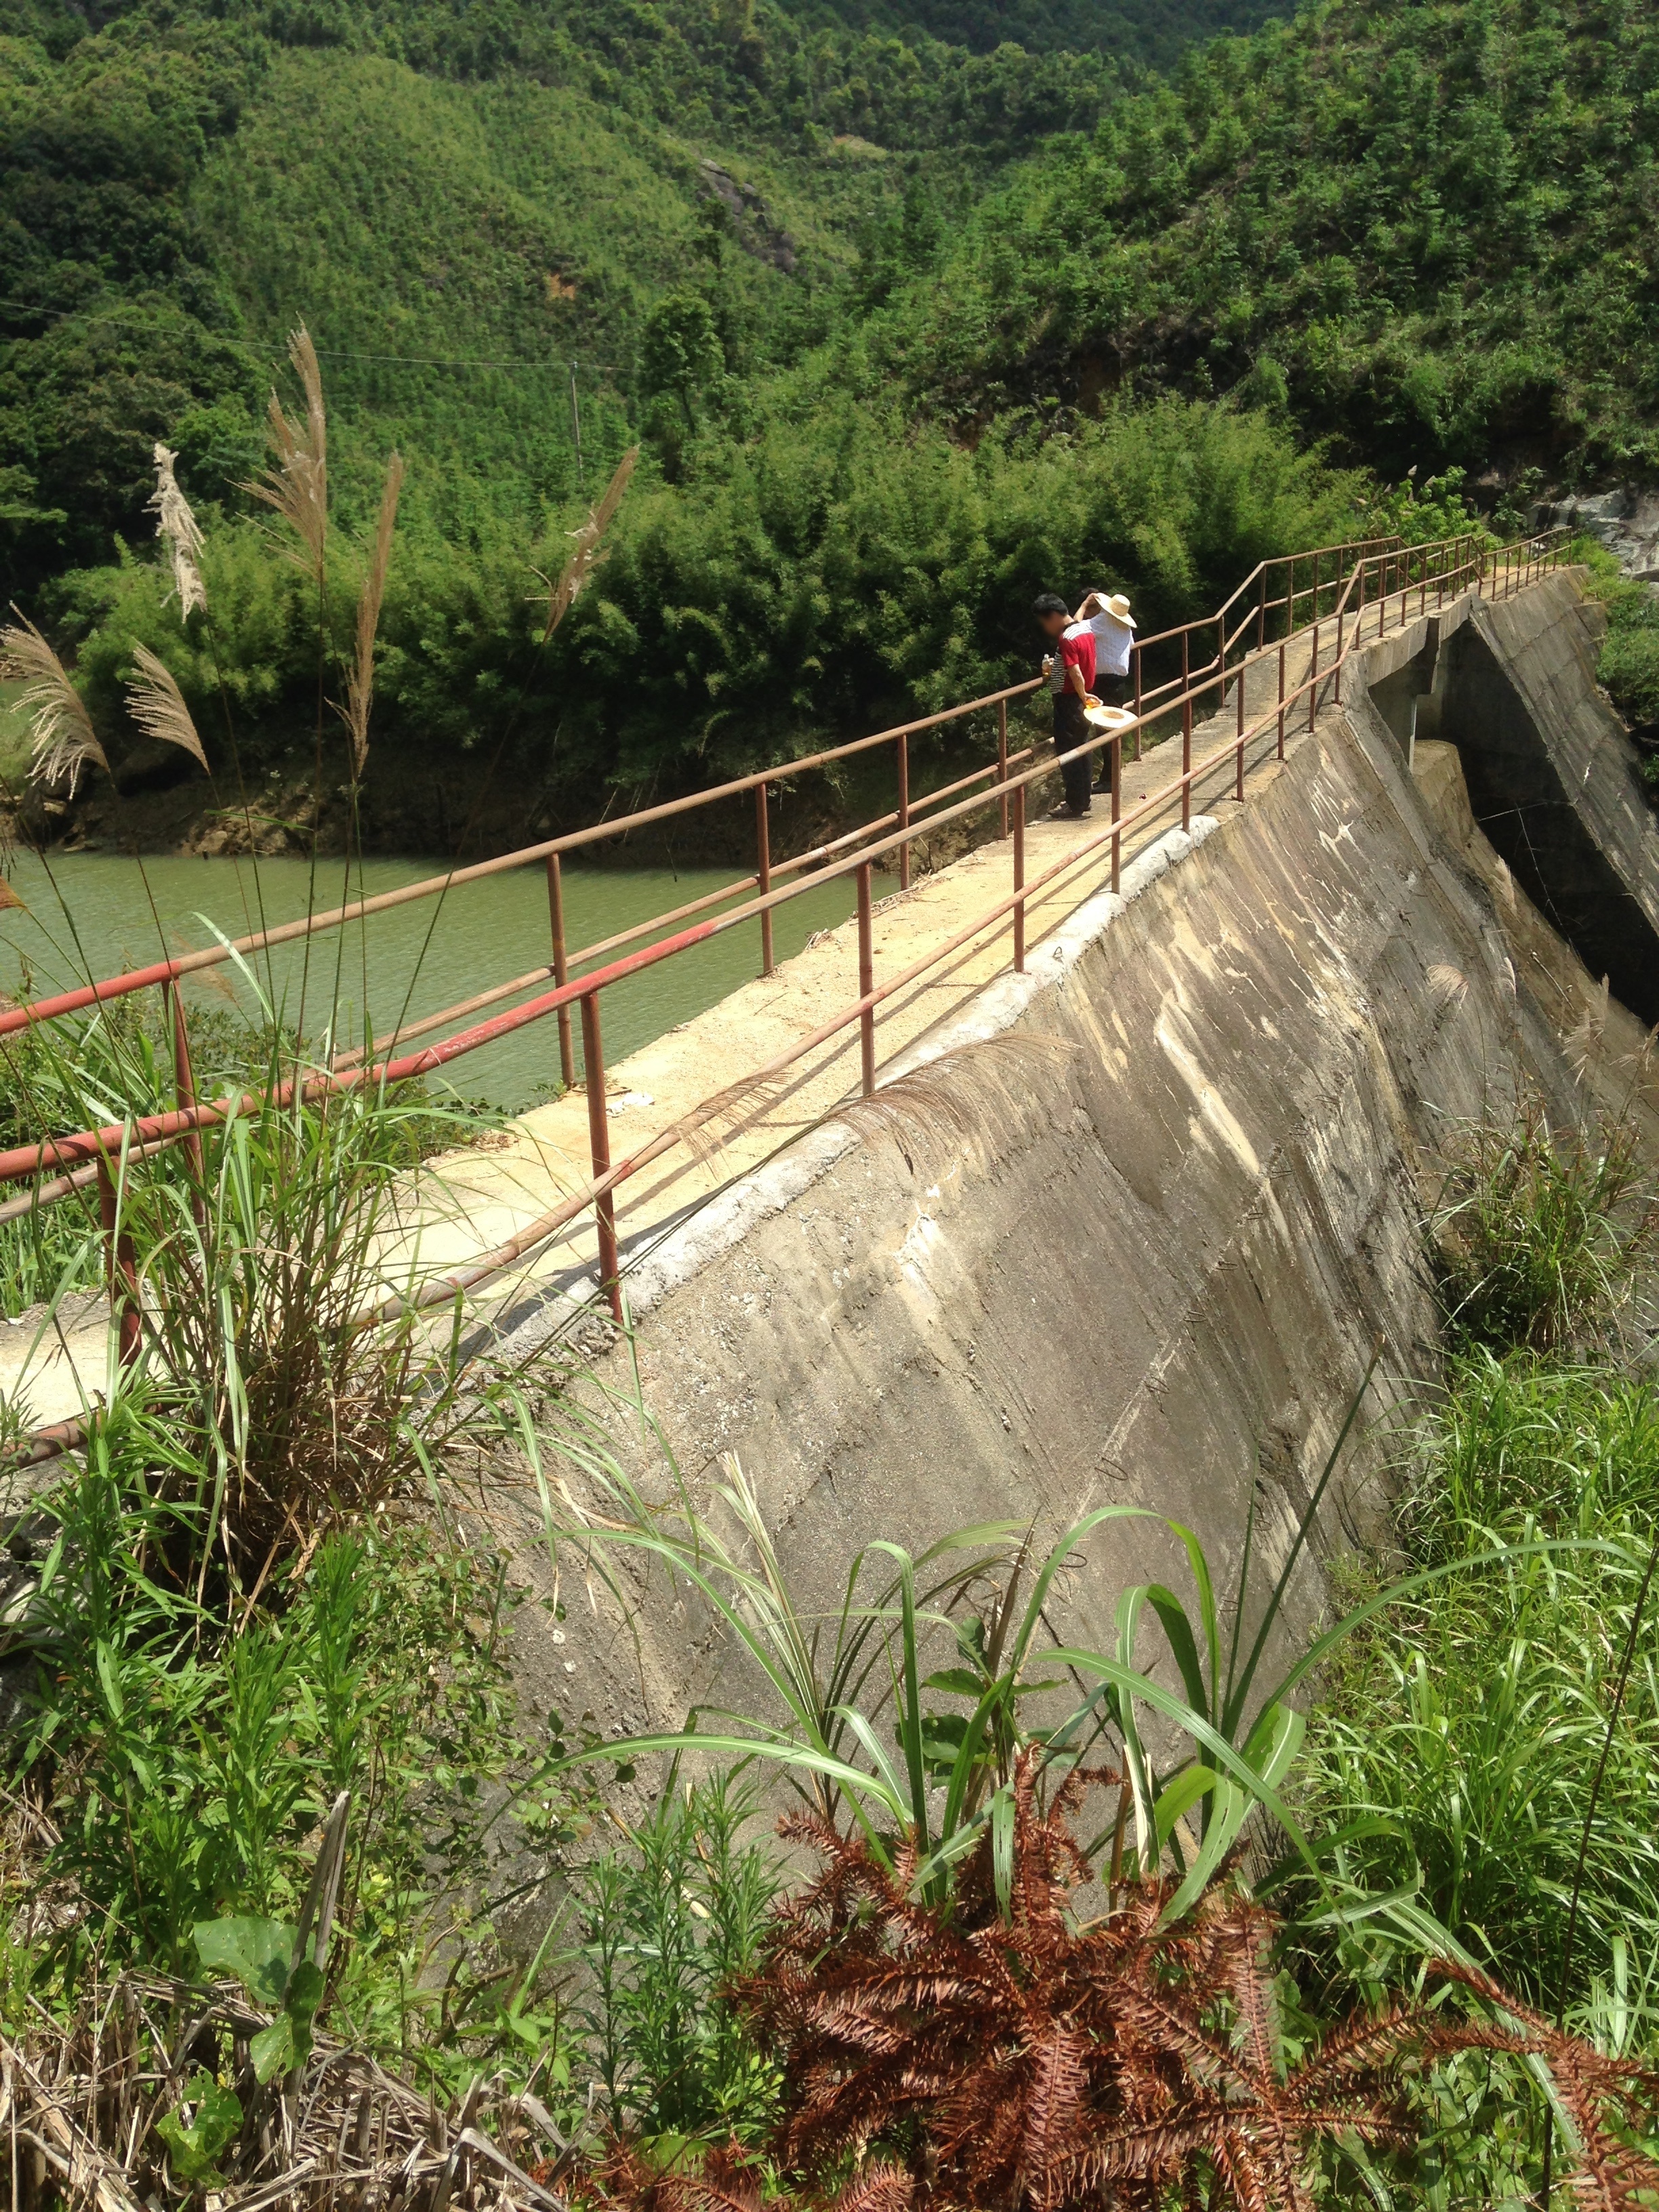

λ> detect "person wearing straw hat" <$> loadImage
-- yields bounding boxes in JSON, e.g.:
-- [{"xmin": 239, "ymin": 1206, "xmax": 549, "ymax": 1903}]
[
  {"xmin": 1078, "ymin": 588, "xmax": 1136, "ymax": 794},
  {"xmin": 1033, "ymin": 592, "xmax": 1097, "ymax": 818}
]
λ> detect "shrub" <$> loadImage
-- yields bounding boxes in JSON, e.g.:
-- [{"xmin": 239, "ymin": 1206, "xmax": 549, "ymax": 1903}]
[{"xmin": 1428, "ymin": 1097, "xmax": 1657, "ymax": 1357}]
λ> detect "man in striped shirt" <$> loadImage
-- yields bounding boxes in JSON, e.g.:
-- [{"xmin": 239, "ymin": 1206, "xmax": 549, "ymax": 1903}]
[{"xmin": 1033, "ymin": 592, "xmax": 1096, "ymax": 818}]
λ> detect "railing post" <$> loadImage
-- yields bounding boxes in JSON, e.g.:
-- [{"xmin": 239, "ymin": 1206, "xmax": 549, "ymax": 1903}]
[
  {"xmin": 1334, "ymin": 595, "xmax": 1345, "ymax": 705},
  {"xmin": 1131, "ymin": 647, "xmax": 1142, "ymax": 761},
  {"xmin": 755, "ymin": 783, "xmax": 775, "ymax": 977},
  {"xmin": 997, "ymin": 696, "xmax": 1009, "ymax": 838},
  {"xmin": 1012, "ymin": 783, "xmax": 1026, "ymax": 974},
  {"xmin": 897, "ymin": 731, "xmax": 911, "ymax": 892},
  {"xmin": 546, "ymin": 854, "xmax": 576, "ymax": 1090},
  {"xmin": 164, "ymin": 980, "xmax": 205, "ymax": 1203},
  {"xmin": 1436, "ymin": 541, "xmax": 1446, "ymax": 609},
  {"xmin": 1110, "ymin": 735, "xmax": 1122, "ymax": 893},
  {"xmin": 1181, "ymin": 631, "xmax": 1192, "ymax": 832},
  {"xmin": 1256, "ymin": 569, "xmax": 1266, "ymax": 651},
  {"xmin": 855, "ymin": 861, "xmax": 876, "ymax": 1097},
  {"xmin": 579, "ymin": 991, "xmax": 623, "ymax": 1324},
  {"xmin": 1309, "ymin": 621, "xmax": 1319, "ymax": 732},
  {"xmin": 1277, "ymin": 639, "xmax": 1286, "ymax": 760},
  {"xmin": 1357, "ymin": 552, "xmax": 1367, "ymax": 644},
  {"xmin": 96, "ymin": 1151, "xmax": 141, "ymax": 1367}
]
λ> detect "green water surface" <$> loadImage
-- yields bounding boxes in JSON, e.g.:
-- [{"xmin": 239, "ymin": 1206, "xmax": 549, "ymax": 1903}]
[{"xmin": 0, "ymin": 850, "xmax": 858, "ymax": 1108}]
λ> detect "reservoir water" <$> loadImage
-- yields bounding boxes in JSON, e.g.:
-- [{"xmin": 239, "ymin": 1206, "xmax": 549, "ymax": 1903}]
[{"xmin": 0, "ymin": 850, "xmax": 858, "ymax": 1108}]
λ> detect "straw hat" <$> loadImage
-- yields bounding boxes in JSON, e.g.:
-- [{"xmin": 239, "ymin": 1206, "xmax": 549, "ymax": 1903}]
[
  {"xmin": 1097, "ymin": 592, "xmax": 1136, "ymax": 626},
  {"xmin": 1084, "ymin": 701, "xmax": 1136, "ymax": 731}
]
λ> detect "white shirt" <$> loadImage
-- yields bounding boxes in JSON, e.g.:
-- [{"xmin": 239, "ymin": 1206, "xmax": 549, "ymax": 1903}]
[{"xmin": 1088, "ymin": 610, "xmax": 1134, "ymax": 678}]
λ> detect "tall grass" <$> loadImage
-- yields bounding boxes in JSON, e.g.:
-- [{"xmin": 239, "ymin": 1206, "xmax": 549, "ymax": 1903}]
[{"xmin": 1429, "ymin": 1094, "xmax": 1657, "ymax": 1356}]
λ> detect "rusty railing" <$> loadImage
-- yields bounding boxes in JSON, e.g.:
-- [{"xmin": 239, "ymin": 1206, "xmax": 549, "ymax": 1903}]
[{"xmin": 0, "ymin": 523, "xmax": 1570, "ymax": 1417}]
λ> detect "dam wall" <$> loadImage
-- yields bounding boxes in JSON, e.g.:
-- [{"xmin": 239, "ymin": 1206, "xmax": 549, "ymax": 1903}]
[{"xmin": 495, "ymin": 583, "xmax": 1659, "ymax": 1759}]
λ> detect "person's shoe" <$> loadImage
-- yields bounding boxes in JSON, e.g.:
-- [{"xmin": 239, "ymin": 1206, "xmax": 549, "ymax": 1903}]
[{"xmin": 1046, "ymin": 802, "xmax": 1091, "ymax": 820}]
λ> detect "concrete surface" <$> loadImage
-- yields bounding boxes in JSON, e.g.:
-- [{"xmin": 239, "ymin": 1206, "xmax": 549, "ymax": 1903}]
[
  {"xmin": 1435, "ymin": 571, "xmax": 1659, "ymax": 1022},
  {"xmin": 477, "ymin": 583, "xmax": 1659, "ymax": 1811}
]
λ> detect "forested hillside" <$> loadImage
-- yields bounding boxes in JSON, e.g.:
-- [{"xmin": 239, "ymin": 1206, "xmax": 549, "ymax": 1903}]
[
  {"xmin": 883, "ymin": 0, "xmax": 1659, "ymax": 477},
  {"xmin": 3, "ymin": 0, "xmax": 1657, "ymax": 850}
]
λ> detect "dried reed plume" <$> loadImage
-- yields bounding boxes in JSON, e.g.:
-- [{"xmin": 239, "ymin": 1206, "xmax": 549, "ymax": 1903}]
[
  {"xmin": 147, "ymin": 442, "xmax": 207, "ymax": 619},
  {"xmin": 246, "ymin": 324, "xmax": 329, "ymax": 583},
  {"xmin": 532, "ymin": 446, "xmax": 638, "ymax": 643},
  {"xmin": 341, "ymin": 451, "xmax": 404, "ymax": 776},
  {"xmin": 0, "ymin": 605, "xmax": 108, "ymax": 795},
  {"xmin": 125, "ymin": 644, "xmax": 209, "ymax": 774}
]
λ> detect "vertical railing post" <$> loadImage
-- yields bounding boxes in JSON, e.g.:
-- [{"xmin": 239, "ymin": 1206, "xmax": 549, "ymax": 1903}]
[
  {"xmin": 897, "ymin": 732, "xmax": 911, "ymax": 893},
  {"xmin": 997, "ymin": 696, "xmax": 1009, "ymax": 838},
  {"xmin": 1131, "ymin": 646, "xmax": 1142, "ymax": 762},
  {"xmin": 546, "ymin": 854, "xmax": 576, "ymax": 1091},
  {"xmin": 1357, "ymin": 552, "xmax": 1367, "ymax": 644},
  {"xmin": 579, "ymin": 991, "xmax": 622, "ymax": 1324},
  {"xmin": 1110, "ymin": 735, "xmax": 1122, "ymax": 893},
  {"xmin": 855, "ymin": 862, "xmax": 876, "ymax": 1097},
  {"xmin": 1181, "ymin": 630, "xmax": 1192, "ymax": 833},
  {"xmin": 755, "ymin": 783, "xmax": 775, "ymax": 977},
  {"xmin": 1277, "ymin": 638, "xmax": 1286, "ymax": 760},
  {"xmin": 1012, "ymin": 783, "xmax": 1026, "ymax": 974},
  {"xmin": 96, "ymin": 1150, "xmax": 141, "ymax": 1367},
  {"xmin": 165, "ymin": 980, "xmax": 205, "ymax": 1203},
  {"xmin": 1334, "ymin": 592, "xmax": 1345, "ymax": 705},
  {"xmin": 1256, "ymin": 568, "xmax": 1267, "ymax": 651},
  {"xmin": 1309, "ymin": 620, "xmax": 1319, "ymax": 732}
]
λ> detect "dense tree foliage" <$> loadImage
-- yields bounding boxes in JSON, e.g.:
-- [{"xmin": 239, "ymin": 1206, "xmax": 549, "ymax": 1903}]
[
  {"xmin": 878, "ymin": 0, "xmax": 1659, "ymax": 478},
  {"xmin": 6, "ymin": 0, "xmax": 1658, "ymax": 844}
]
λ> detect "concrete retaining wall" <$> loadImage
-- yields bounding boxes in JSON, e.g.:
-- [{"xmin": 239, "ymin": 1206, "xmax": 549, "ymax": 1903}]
[
  {"xmin": 491, "ymin": 586, "xmax": 1659, "ymax": 1770},
  {"xmin": 1435, "ymin": 570, "xmax": 1659, "ymax": 1022}
]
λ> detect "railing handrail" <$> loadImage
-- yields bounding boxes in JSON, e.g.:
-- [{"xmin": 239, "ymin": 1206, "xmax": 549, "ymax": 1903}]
[{"xmin": 0, "ymin": 519, "xmax": 1575, "ymax": 1431}]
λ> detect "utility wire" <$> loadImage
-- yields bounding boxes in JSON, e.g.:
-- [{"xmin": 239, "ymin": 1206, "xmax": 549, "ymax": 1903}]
[{"xmin": 0, "ymin": 297, "xmax": 621, "ymax": 374}]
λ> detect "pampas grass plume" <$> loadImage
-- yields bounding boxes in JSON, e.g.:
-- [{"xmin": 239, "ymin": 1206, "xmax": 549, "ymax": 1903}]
[
  {"xmin": 0, "ymin": 606, "xmax": 108, "ymax": 795},
  {"xmin": 126, "ymin": 644, "xmax": 209, "ymax": 774},
  {"xmin": 342, "ymin": 451, "xmax": 404, "ymax": 775},
  {"xmin": 532, "ymin": 445, "xmax": 638, "ymax": 644},
  {"xmin": 148, "ymin": 443, "xmax": 207, "ymax": 619},
  {"xmin": 245, "ymin": 325, "xmax": 329, "ymax": 583}
]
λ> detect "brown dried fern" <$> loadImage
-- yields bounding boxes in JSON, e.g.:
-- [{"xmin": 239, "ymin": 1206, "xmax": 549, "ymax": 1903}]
[{"xmin": 729, "ymin": 1757, "xmax": 1659, "ymax": 2212}]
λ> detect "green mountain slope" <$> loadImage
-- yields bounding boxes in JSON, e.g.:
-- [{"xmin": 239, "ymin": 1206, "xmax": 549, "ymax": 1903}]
[
  {"xmin": 7, "ymin": 0, "xmax": 1659, "ymax": 855},
  {"xmin": 0, "ymin": 0, "xmax": 1118, "ymax": 583},
  {"xmin": 875, "ymin": 0, "xmax": 1659, "ymax": 478}
]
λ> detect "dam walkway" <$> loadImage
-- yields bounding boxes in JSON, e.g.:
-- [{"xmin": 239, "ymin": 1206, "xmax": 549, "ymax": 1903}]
[{"xmin": 0, "ymin": 529, "xmax": 1573, "ymax": 1433}]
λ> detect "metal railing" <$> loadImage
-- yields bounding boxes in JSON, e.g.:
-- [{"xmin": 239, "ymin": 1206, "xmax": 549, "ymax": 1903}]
[{"xmin": 0, "ymin": 522, "xmax": 1572, "ymax": 1412}]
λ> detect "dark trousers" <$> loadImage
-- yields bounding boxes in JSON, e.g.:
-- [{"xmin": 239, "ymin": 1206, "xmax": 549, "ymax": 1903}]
[
  {"xmin": 1052, "ymin": 690, "xmax": 1092, "ymax": 813},
  {"xmin": 1092, "ymin": 674, "xmax": 1130, "ymax": 786}
]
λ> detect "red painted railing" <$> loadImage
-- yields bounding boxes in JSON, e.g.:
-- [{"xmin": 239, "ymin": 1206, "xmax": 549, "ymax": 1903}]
[{"xmin": 0, "ymin": 524, "xmax": 1570, "ymax": 1397}]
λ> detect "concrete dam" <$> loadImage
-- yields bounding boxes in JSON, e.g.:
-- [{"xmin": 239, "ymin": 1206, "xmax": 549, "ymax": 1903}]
[{"xmin": 485, "ymin": 565, "xmax": 1659, "ymax": 1745}]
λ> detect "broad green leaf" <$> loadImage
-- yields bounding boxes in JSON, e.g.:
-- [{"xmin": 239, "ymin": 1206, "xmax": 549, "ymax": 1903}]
[
  {"xmin": 155, "ymin": 2072, "xmax": 243, "ymax": 2185},
  {"xmin": 1152, "ymin": 1763, "xmax": 1219, "ymax": 1848},
  {"xmin": 923, "ymin": 1668, "xmax": 985, "ymax": 1696},
  {"xmin": 192, "ymin": 1916, "xmax": 293, "ymax": 2007},
  {"xmin": 249, "ymin": 2012, "xmax": 298, "ymax": 2085}
]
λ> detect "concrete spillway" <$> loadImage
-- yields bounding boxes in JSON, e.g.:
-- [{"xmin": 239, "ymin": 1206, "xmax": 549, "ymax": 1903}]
[{"xmin": 488, "ymin": 571, "xmax": 1659, "ymax": 1757}]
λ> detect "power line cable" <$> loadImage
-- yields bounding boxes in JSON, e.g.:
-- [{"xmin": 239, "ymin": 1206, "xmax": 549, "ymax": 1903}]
[{"xmin": 0, "ymin": 298, "xmax": 623, "ymax": 373}]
